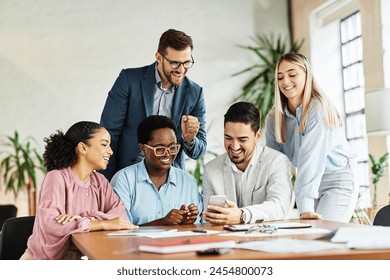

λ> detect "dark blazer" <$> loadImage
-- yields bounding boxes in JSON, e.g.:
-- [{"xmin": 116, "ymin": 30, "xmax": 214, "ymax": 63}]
[{"xmin": 100, "ymin": 62, "xmax": 207, "ymax": 180}]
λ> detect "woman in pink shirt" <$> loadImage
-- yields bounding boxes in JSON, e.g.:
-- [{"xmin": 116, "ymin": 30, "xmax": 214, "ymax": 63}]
[{"xmin": 20, "ymin": 121, "xmax": 138, "ymax": 260}]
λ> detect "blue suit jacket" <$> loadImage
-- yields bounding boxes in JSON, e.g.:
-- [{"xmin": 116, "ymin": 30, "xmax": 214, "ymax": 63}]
[{"xmin": 100, "ymin": 62, "xmax": 207, "ymax": 180}]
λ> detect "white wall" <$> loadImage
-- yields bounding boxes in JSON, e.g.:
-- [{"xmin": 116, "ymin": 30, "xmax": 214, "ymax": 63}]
[
  {"xmin": 381, "ymin": 0, "xmax": 390, "ymax": 88},
  {"xmin": 0, "ymin": 0, "xmax": 290, "ymax": 215},
  {"xmin": 382, "ymin": 0, "xmax": 390, "ymax": 195}
]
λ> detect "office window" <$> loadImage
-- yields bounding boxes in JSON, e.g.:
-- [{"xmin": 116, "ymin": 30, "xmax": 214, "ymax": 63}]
[{"xmin": 340, "ymin": 11, "xmax": 370, "ymax": 207}]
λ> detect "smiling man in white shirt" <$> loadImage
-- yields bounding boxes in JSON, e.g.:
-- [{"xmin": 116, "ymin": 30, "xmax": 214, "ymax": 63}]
[{"xmin": 202, "ymin": 102, "xmax": 292, "ymax": 225}]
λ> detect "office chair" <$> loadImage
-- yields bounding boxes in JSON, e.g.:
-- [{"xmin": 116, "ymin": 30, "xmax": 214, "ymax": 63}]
[
  {"xmin": 373, "ymin": 205, "xmax": 390, "ymax": 226},
  {"xmin": 0, "ymin": 216, "xmax": 35, "ymax": 260},
  {"xmin": 0, "ymin": 204, "xmax": 17, "ymax": 229}
]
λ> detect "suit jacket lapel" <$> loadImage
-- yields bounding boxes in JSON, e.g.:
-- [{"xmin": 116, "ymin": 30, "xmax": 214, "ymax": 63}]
[
  {"xmin": 141, "ymin": 63, "xmax": 157, "ymax": 116},
  {"xmin": 243, "ymin": 144, "xmax": 265, "ymax": 205}
]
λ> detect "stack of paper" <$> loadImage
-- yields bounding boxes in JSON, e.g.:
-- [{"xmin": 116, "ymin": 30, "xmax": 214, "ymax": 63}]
[{"xmin": 331, "ymin": 226, "xmax": 390, "ymax": 249}]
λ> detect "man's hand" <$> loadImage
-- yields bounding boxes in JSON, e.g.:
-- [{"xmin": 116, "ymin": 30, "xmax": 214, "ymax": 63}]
[
  {"xmin": 180, "ymin": 203, "xmax": 199, "ymax": 224},
  {"xmin": 181, "ymin": 115, "xmax": 200, "ymax": 142},
  {"xmin": 300, "ymin": 212, "xmax": 323, "ymax": 220},
  {"xmin": 203, "ymin": 199, "xmax": 242, "ymax": 225}
]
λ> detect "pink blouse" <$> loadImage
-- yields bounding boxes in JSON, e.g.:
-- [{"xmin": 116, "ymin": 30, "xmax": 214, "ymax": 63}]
[{"xmin": 26, "ymin": 167, "xmax": 126, "ymax": 259}]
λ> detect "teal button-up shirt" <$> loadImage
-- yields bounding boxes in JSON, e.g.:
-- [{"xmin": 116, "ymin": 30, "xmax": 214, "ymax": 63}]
[{"xmin": 111, "ymin": 160, "xmax": 203, "ymax": 225}]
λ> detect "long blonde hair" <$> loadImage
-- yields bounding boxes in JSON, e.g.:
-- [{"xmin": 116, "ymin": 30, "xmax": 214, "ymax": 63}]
[{"xmin": 273, "ymin": 53, "xmax": 341, "ymax": 143}]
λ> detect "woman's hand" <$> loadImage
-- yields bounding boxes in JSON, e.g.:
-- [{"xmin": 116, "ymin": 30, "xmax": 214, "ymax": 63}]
[
  {"xmin": 160, "ymin": 209, "xmax": 186, "ymax": 225},
  {"xmin": 181, "ymin": 203, "xmax": 199, "ymax": 225},
  {"xmin": 300, "ymin": 212, "xmax": 323, "ymax": 220},
  {"xmin": 55, "ymin": 214, "xmax": 82, "ymax": 224},
  {"xmin": 93, "ymin": 217, "xmax": 138, "ymax": 231}
]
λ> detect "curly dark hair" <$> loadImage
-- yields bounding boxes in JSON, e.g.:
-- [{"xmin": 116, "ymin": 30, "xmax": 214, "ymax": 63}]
[
  {"xmin": 224, "ymin": 102, "xmax": 261, "ymax": 133},
  {"xmin": 157, "ymin": 29, "xmax": 193, "ymax": 55},
  {"xmin": 43, "ymin": 121, "xmax": 103, "ymax": 171},
  {"xmin": 137, "ymin": 115, "xmax": 176, "ymax": 144}
]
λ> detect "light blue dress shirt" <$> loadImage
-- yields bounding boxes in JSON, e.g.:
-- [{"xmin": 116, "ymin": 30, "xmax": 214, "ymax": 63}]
[
  {"xmin": 153, "ymin": 65, "xmax": 175, "ymax": 118},
  {"xmin": 265, "ymin": 103, "xmax": 357, "ymax": 213},
  {"xmin": 110, "ymin": 160, "xmax": 203, "ymax": 225}
]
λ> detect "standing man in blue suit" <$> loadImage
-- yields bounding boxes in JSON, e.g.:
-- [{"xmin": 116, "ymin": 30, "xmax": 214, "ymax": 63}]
[{"xmin": 100, "ymin": 29, "xmax": 207, "ymax": 180}]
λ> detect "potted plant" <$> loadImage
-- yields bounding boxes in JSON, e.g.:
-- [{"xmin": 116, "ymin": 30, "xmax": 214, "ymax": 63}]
[
  {"xmin": 188, "ymin": 150, "xmax": 219, "ymax": 187},
  {"xmin": 0, "ymin": 131, "xmax": 46, "ymax": 215},
  {"xmin": 369, "ymin": 152, "xmax": 389, "ymax": 208},
  {"xmin": 232, "ymin": 34, "xmax": 303, "ymax": 126}
]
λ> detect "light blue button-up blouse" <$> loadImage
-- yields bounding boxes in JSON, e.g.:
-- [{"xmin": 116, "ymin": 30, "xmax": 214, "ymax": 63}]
[{"xmin": 265, "ymin": 103, "xmax": 356, "ymax": 213}]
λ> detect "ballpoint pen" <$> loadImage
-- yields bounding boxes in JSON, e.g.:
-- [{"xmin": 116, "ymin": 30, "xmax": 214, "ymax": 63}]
[{"xmin": 192, "ymin": 230, "xmax": 208, "ymax": 233}]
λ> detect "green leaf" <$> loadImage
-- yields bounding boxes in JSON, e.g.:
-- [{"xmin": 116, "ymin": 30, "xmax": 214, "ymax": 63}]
[
  {"xmin": 369, "ymin": 153, "xmax": 388, "ymax": 185},
  {"xmin": 379, "ymin": 152, "xmax": 389, "ymax": 164}
]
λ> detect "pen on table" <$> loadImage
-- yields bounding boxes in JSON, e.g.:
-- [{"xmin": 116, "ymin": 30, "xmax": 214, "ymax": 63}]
[{"xmin": 192, "ymin": 230, "xmax": 208, "ymax": 233}]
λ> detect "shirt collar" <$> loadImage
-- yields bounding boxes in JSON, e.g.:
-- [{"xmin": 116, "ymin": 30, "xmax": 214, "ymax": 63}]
[
  {"xmin": 154, "ymin": 64, "xmax": 176, "ymax": 92},
  {"xmin": 284, "ymin": 104, "xmax": 303, "ymax": 120},
  {"xmin": 226, "ymin": 144, "xmax": 259, "ymax": 173},
  {"xmin": 137, "ymin": 159, "xmax": 177, "ymax": 187}
]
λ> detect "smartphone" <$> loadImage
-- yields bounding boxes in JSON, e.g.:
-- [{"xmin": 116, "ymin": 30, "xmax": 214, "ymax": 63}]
[
  {"xmin": 207, "ymin": 195, "xmax": 227, "ymax": 213},
  {"xmin": 224, "ymin": 224, "xmax": 253, "ymax": 231},
  {"xmin": 196, "ymin": 248, "xmax": 231, "ymax": 255}
]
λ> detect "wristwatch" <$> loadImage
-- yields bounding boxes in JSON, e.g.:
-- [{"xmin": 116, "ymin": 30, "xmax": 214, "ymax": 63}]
[{"xmin": 240, "ymin": 209, "xmax": 246, "ymax": 224}]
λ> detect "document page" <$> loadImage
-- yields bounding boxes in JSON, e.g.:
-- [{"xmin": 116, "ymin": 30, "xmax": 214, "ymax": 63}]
[
  {"xmin": 331, "ymin": 226, "xmax": 390, "ymax": 249},
  {"xmin": 235, "ymin": 238, "xmax": 346, "ymax": 253}
]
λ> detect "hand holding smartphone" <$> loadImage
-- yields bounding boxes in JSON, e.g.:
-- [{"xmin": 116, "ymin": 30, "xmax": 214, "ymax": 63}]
[{"xmin": 207, "ymin": 195, "xmax": 227, "ymax": 213}]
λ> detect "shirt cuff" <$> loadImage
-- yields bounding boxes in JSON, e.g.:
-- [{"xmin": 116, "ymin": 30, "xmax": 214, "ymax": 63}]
[
  {"xmin": 182, "ymin": 136, "xmax": 196, "ymax": 149},
  {"xmin": 297, "ymin": 197, "xmax": 315, "ymax": 214},
  {"xmin": 77, "ymin": 217, "xmax": 91, "ymax": 232}
]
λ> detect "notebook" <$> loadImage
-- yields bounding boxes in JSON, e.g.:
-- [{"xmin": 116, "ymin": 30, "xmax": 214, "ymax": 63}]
[{"xmin": 138, "ymin": 238, "xmax": 236, "ymax": 254}]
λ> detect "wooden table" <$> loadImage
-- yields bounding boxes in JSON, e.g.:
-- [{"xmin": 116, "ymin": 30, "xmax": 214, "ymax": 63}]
[{"xmin": 71, "ymin": 219, "xmax": 390, "ymax": 260}]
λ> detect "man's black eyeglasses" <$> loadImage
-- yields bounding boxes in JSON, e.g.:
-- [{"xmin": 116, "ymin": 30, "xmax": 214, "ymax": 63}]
[{"xmin": 160, "ymin": 53, "xmax": 194, "ymax": 69}]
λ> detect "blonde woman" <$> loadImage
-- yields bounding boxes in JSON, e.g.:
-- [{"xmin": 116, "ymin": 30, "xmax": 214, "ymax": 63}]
[{"xmin": 265, "ymin": 53, "xmax": 358, "ymax": 222}]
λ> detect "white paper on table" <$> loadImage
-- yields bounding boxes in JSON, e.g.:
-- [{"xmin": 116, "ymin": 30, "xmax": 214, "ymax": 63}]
[
  {"xmin": 331, "ymin": 226, "xmax": 390, "ymax": 249},
  {"xmin": 235, "ymin": 238, "xmax": 346, "ymax": 253},
  {"xmin": 137, "ymin": 230, "xmax": 223, "ymax": 239},
  {"xmin": 220, "ymin": 227, "xmax": 330, "ymax": 237}
]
